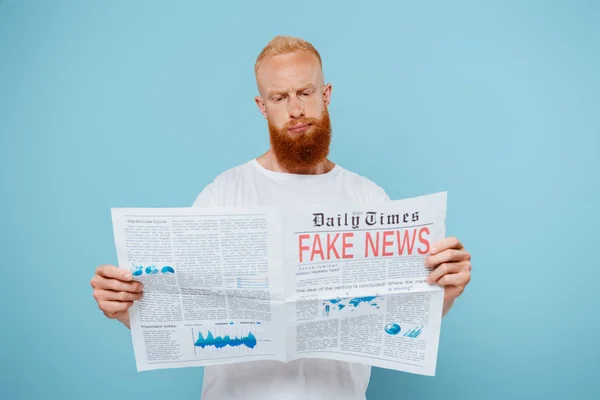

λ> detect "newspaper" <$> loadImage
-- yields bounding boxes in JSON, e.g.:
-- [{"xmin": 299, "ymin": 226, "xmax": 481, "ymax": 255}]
[{"xmin": 110, "ymin": 191, "xmax": 447, "ymax": 376}]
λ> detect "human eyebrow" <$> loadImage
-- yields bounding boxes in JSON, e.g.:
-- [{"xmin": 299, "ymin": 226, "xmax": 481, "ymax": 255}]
[
  {"xmin": 268, "ymin": 85, "xmax": 315, "ymax": 100},
  {"xmin": 268, "ymin": 90, "xmax": 287, "ymax": 99},
  {"xmin": 298, "ymin": 85, "xmax": 315, "ymax": 93}
]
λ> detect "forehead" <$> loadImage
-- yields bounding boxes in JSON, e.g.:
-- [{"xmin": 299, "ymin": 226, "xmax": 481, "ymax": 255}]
[{"xmin": 257, "ymin": 50, "xmax": 322, "ymax": 93}]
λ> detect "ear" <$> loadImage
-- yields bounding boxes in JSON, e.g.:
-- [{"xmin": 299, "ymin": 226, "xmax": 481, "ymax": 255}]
[
  {"xmin": 322, "ymin": 83, "xmax": 332, "ymax": 107},
  {"xmin": 254, "ymin": 96, "xmax": 268, "ymax": 120}
]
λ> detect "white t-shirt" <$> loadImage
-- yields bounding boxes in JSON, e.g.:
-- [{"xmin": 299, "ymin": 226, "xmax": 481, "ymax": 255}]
[{"xmin": 192, "ymin": 158, "xmax": 390, "ymax": 400}]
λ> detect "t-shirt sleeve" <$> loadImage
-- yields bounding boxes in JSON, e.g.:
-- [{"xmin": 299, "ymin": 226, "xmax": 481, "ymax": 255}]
[
  {"xmin": 350, "ymin": 170, "xmax": 391, "ymax": 204},
  {"xmin": 360, "ymin": 177, "xmax": 391, "ymax": 203},
  {"xmin": 371, "ymin": 184, "xmax": 391, "ymax": 203},
  {"xmin": 191, "ymin": 182, "xmax": 219, "ymax": 208}
]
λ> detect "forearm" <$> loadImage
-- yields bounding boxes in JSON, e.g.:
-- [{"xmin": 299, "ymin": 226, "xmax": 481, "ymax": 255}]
[
  {"xmin": 117, "ymin": 313, "xmax": 131, "ymax": 329},
  {"xmin": 442, "ymin": 296, "xmax": 455, "ymax": 317}
]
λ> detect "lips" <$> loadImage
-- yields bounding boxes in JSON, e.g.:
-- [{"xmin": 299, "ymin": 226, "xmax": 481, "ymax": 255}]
[{"xmin": 288, "ymin": 123, "xmax": 311, "ymax": 133}]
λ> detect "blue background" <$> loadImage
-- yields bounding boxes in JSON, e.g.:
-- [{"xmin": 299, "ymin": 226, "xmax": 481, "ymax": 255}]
[{"xmin": 1, "ymin": 0, "xmax": 598, "ymax": 399}]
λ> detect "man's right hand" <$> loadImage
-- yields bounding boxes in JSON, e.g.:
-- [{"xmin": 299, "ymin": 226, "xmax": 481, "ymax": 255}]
[{"xmin": 90, "ymin": 264, "xmax": 144, "ymax": 329}]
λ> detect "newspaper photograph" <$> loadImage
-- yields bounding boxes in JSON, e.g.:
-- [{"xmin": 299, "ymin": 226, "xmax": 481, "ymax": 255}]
[{"xmin": 110, "ymin": 192, "xmax": 447, "ymax": 376}]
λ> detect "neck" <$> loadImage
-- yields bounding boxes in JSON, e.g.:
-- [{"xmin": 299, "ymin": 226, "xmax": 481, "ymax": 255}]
[{"xmin": 257, "ymin": 149, "xmax": 334, "ymax": 175}]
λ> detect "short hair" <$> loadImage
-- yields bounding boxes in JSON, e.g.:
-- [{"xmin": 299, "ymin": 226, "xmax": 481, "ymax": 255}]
[{"xmin": 254, "ymin": 35, "xmax": 322, "ymax": 74}]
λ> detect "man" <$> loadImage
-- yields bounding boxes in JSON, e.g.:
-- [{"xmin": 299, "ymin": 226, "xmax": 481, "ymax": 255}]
[{"xmin": 91, "ymin": 35, "xmax": 472, "ymax": 399}]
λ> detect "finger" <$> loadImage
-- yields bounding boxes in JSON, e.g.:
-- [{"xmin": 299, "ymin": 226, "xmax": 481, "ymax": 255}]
[
  {"xmin": 436, "ymin": 271, "xmax": 471, "ymax": 289},
  {"xmin": 430, "ymin": 236, "xmax": 463, "ymax": 255},
  {"xmin": 96, "ymin": 264, "xmax": 133, "ymax": 281},
  {"xmin": 91, "ymin": 276, "xmax": 143, "ymax": 293},
  {"xmin": 94, "ymin": 289, "xmax": 143, "ymax": 302},
  {"xmin": 426, "ymin": 261, "xmax": 468, "ymax": 284},
  {"xmin": 425, "ymin": 248, "xmax": 470, "ymax": 268},
  {"xmin": 98, "ymin": 300, "xmax": 133, "ymax": 318}
]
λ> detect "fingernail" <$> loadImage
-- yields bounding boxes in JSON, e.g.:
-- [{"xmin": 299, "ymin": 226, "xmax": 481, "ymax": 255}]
[
  {"xmin": 125, "ymin": 273, "xmax": 132, "ymax": 280},
  {"xmin": 430, "ymin": 247, "xmax": 437, "ymax": 254}
]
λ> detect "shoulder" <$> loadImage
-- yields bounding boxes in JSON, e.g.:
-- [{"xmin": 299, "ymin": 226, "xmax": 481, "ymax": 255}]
[
  {"xmin": 211, "ymin": 160, "xmax": 253, "ymax": 185},
  {"xmin": 335, "ymin": 164, "xmax": 391, "ymax": 203},
  {"xmin": 191, "ymin": 160, "xmax": 253, "ymax": 207}
]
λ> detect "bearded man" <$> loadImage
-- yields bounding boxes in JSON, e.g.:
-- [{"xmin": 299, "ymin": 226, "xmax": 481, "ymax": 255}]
[{"xmin": 90, "ymin": 35, "xmax": 472, "ymax": 400}]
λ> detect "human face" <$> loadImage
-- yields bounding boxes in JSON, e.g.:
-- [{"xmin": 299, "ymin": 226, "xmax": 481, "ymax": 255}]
[
  {"xmin": 255, "ymin": 50, "xmax": 332, "ymax": 131},
  {"xmin": 255, "ymin": 51, "xmax": 332, "ymax": 169}
]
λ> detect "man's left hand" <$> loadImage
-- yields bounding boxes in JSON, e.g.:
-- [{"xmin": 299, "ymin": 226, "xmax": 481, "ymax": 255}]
[{"xmin": 424, "ymin": 236, "xmax": 472, "ymax": 314}]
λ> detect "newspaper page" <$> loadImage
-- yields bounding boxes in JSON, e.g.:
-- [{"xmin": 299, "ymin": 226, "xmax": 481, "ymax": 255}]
[
  {"xmin": 111, "ymin": 207, "xmax": 287, "ymax": 371},
  {"xmin": 110, "ymin": 192, "xmax": 446, "ymax": 375},
  {"xmin": 283, "ymin": 192, "xmax": 446, "ymax": 376}
]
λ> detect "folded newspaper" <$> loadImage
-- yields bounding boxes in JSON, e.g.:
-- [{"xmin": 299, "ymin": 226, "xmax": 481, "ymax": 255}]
[{"xmin": 111, "ymin": 191, "xmax": 447, "ymax": 376}]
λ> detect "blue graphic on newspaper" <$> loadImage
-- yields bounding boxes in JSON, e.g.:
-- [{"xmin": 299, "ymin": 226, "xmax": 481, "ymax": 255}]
[
  {"xmin": 322, "ymin": 296, "xmax": 384, "ymax": 317},
  {"xmin": 131, "ymin": 264, "xmax": 176, "ymax": 276}
]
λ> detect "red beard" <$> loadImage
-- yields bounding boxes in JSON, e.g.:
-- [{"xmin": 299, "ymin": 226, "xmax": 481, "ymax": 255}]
[{"xmin": 268, "ymin": 108, "xmax": 332, "ymax": 170}]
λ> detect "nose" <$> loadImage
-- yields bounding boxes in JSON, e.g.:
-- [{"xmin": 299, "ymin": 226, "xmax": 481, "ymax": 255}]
[{"xmin": 287, "ymin": 97, "xmax": 305, "ymax": 119}]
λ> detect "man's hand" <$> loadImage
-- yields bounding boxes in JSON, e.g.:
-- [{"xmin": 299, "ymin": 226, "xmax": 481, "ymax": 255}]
[
  {"xmin": 90, "ymin": 264, "xmax": 144, "ymax": 329},
  {"xmin": 424, "ymin": 236, "xmax": 471, "ymax": 316}
]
